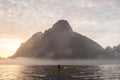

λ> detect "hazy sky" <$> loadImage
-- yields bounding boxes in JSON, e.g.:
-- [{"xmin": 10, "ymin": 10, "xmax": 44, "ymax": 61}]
[{"xmin": 0, "ymin": 0, "xmax": 120, "ymax": 57}]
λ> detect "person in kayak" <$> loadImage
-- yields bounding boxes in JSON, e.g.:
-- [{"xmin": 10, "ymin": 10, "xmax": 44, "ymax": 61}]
[{"xmin": 58, "ymin": 64, "xmax": 60, "ymax": 69}]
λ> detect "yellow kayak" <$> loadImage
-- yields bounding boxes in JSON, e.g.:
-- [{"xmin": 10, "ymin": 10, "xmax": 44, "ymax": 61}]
[{"xmin": 44, "ymin": 67, "xmax": 76, "ymax": 70}]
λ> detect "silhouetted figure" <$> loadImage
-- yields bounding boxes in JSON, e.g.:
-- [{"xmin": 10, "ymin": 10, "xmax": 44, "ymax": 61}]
[
  {"xmin": 58, "ymin": 64, "xmax": 60, "ymax": 69},
  {"xmin": 57, "ymin": 64, "xmax": 61, "ymax": 80}
]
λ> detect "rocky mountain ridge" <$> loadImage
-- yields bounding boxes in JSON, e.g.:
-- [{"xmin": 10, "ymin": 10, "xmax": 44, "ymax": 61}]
[{"xmin": 11, "ymin": 20, "xmax": 104, "ymax": 59}]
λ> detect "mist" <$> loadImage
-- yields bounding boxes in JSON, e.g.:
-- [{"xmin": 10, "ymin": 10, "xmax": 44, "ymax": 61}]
[{"xmin": 1, "ymin": 57, "xmax": 120, "ymax": 65}]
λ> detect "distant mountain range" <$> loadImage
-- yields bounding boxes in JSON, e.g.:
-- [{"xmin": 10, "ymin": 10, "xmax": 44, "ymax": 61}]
[
  {"xmin": 11, "ymin": 20, "xmax": 117, "ymax": 59},
  {"xmin": 103, "ymin": 44, "xmax": 120, "ymax": 59}
]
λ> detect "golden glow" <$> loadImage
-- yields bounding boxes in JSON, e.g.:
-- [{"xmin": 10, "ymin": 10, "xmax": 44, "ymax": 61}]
[
  {"xmin": 0, "ymin": 65, "xmax": 23, "ymax": 79},
  {"xmin": 0, "ymin": 38, "xmax": 23, "ymax": 58}
]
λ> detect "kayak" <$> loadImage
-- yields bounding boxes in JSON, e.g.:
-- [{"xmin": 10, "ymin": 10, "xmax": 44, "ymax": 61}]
[{"xmin": 44, "ymin": 67, "xmax": 76, "ymax": 70}]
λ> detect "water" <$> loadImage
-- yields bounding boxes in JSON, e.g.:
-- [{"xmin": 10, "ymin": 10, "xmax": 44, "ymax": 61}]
[{"xmin": 0, "ymin": 65, "xmax": 120, "ymax": 80}]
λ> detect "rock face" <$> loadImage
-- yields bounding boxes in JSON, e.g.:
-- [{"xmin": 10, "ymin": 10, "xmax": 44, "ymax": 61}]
[
  {"xmin": 12, "ymin": 32, "xmax": 43, "ymax": 57},
  {"xmin": 11, "ymin": 20, "xmax": 104, "ymax": 59}
]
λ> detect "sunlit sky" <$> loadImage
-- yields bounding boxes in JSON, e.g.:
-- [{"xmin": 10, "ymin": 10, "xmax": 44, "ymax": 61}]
[{"xmin": 0, "ymin": 0, "xmax": 120, "ymax": 58}]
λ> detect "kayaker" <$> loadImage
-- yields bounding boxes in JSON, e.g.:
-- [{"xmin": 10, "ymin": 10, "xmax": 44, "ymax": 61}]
[
  {"xmin": 58, "ymin": 64, "xmax": 60, "ymax": 69},
  {"xmin": 58, "ymin": 64, "xmax": 61, "ymax": 71}
]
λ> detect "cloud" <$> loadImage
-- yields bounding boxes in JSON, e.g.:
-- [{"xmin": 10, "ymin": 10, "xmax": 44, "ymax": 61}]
[
  {"xmin": 0, "ymin": 0, "xmax": 120, "ymax": 47},
  {"xmin": 1, "ymin": 0, "xmax": 120, "ymax": 24}
]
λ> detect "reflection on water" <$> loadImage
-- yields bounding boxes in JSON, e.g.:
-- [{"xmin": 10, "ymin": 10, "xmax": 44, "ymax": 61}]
[
  {"xmin": 100, "ymin": 65, "xmax": 120, "ymax": 80},
  {"xmin": 0, "ymin": 65, "xmax": 120, "ymax": 80},
  {"xmin": 0, "ymin": 65, "xmax": 22, "ymax": 80}
]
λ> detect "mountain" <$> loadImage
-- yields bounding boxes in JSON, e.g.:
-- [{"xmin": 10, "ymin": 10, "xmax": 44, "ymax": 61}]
[
  {"xmin": 12, "ymin": 32, "xmax": 43, "ymax": 57},
  {"xmin": 11, "ymin": 20, "xmax": 104, "ymax": 59},
  {"xmin": 103, "ymin": 44, "xmax": 120, "ymax": 59}
]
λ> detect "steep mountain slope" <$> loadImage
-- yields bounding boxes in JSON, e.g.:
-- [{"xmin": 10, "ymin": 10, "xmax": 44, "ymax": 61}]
[{"xmin": 11, "ymin": 20, "xmax": 104, "ymax": 59}]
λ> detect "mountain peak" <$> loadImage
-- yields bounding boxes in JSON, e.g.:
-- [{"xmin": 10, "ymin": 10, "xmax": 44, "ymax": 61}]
[
  {"xmin": 11, "ymin": 20, "xmax": 104, "ymax": 59},
  {"xmin": 52, "ymin": 20, "xmax": 72, "ymax": 31}
]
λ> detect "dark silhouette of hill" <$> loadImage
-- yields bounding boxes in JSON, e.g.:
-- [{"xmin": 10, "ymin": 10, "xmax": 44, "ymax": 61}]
[{"xmin": 11, "ymin": 20, "xmax": 104, "ymax": 59}]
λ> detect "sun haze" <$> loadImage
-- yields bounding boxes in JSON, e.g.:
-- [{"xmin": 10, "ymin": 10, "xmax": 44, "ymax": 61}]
[{"xmin": 0, "ymin": 38, "xmax": 22, "ymax": 58}]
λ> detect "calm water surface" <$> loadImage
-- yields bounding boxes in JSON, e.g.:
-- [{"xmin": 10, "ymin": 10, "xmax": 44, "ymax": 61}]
[{"xmin": 0, "ymin": 65, "xmax": 120, "ymax": 80}]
